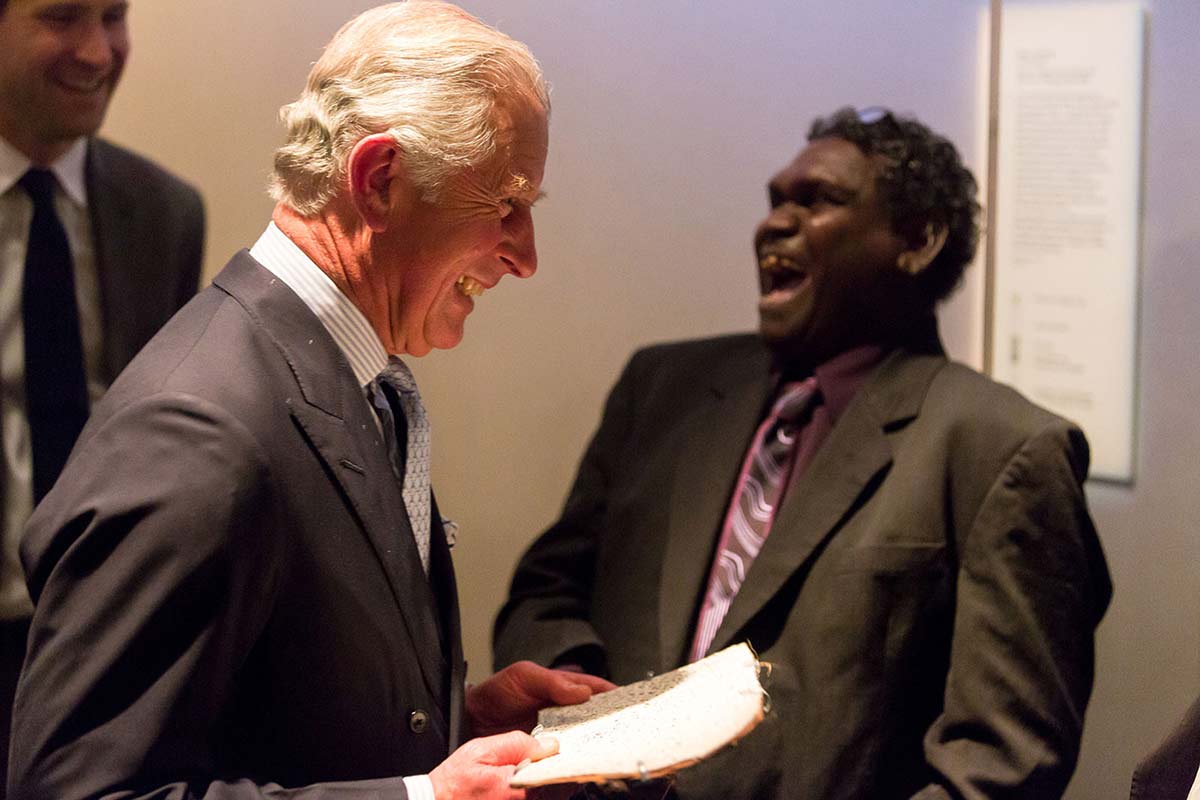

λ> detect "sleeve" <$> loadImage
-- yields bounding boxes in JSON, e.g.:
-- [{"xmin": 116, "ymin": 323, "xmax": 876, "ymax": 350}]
[
  {"xmin": 917, "ymin": 422, "xmax": 1113, "ymax": 799},
  {"xmin": 492, "ymin": 352, "xmax": 645, "ymax": 678},
  {"xmin": 401, "ymin": 775, "xmax": 436, "ymax": 800},
  {"xmin": 9, "ymin": 392, "xmax": 408, "ymax": 800}
]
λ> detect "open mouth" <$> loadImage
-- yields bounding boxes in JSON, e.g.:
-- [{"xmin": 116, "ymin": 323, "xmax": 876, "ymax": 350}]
[
  {"xmin": 54, "ymin": 75, "xmax": 108, "ymax": 94},
  {"xmin": 455, "ymin": 275, "xmax": 485, "ymax": 297},
  {"xmin": 758, "ymin": 253, "xmax": 809, "ymax": 297}
]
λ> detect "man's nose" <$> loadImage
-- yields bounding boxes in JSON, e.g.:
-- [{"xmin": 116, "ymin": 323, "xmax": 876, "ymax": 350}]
[
  {"xmin": 501, "ymin": 207, "xmax": 537, "ymax": 278},
  {"xmin": 74, "ymin": 22, "xmax": 118, "ymax": 70},
  {"xmin": 760, "ymin": 204, "xmax": 803, "ymax": 238}
]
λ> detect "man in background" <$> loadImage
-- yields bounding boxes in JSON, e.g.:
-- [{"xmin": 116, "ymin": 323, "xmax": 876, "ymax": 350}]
[
  {"xmin": 0, "ymin": 0, "xmax": 204, "ymax": 791},
  {"xmin": 10, "ymin": 2, "xmax": 608, "ymax": 799},
  {"xmin": 1130, "ymin": 698, "xmax": 1200, "ymax": 799},
  {"xmin": 496, "ymin": 107, "xmax": 1112, "ymax": 798}
]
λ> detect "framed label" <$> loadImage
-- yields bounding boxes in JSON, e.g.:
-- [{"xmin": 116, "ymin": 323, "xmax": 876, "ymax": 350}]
[{"xmin": 987, "ymin": 2, "xmax": 1144, "ymax": 482}]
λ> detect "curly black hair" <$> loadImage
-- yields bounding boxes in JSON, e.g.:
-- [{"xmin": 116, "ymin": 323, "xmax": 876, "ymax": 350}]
[{"xmin": 808, "ymin": 107, "xmax": 981, "ymax": 305}]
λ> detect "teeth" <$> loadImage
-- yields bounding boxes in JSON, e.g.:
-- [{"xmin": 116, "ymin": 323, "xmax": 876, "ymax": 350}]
[
  {"xmin": 456, "ymin": 275, "xmax": 485, "ymax": 297},
  {"xmin": 760, "ymin": 253, "xmax": 800, "ymax": 270}
]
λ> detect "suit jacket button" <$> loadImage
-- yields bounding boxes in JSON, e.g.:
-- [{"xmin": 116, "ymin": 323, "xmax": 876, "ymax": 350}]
[{"xmin": 409, "ymin": 709, "xmax": 430, "ymax": 734}]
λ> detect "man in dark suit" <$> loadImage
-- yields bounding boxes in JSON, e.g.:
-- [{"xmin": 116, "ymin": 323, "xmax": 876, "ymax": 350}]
[
  {"xmin": 0, "ymin": 0, "xmax": 203, "ymax": 791},
  {"xmin": 1130, "ymin": 698, "xmax": 1200, "ymax": 799},
  {"xmin": 9, "ymin": 3, "xmax": 608, "ymax": 799},
  {"xmin": 495, "ymin": 107, "xmax": 1113, "ymax": 799}
]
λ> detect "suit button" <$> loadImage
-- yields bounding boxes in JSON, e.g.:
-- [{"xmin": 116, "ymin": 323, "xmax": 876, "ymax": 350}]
[{"xmin": 409, "ymin": 709, "xmax": 430, "ymax": 734}]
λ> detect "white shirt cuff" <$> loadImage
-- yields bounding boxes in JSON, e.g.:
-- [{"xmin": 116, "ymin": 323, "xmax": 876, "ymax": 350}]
[{"xmin": 403, "ymin": 774, "xmax": 436, "ymax": 800}]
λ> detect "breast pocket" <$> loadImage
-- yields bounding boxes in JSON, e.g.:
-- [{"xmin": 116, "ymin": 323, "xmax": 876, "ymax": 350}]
[{"xmin": 830, "ymin": 542, "xmax": 953, "ymax": 670}]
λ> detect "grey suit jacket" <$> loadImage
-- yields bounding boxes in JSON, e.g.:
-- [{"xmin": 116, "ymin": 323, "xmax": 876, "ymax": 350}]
[
  {"xmin": 495, "ymin": 332, "xmax": 1112, "ymax": 800},
  {"xmin": 11, "ymin": 253, "xmax": 464, "ymax": 799}
]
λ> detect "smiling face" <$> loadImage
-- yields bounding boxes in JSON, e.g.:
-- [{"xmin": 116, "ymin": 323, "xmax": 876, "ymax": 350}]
[
  {"xmin": 370, "ymin": 98, "xmax": 549, "ymax": 356},
  {"xmin": 0, "ymin": 0, "xmax": 129, "ymax": 164},
  {"xmin": 754, "ymin": 137, "xmax": 913, "ymax": 367}
]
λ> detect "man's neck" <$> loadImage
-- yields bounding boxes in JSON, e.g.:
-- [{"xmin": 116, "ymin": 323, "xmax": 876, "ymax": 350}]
[
  {"xmin": 271, "ymin": 201, "xmax": 402, "ymax": 355},
  {"xmin": 771, "ymin": 313, "xmax": 942, "ymax": 377},
  {"xmin": 272, "ymin": 202, "xmax": 370, "ymax": 295},
  {"xmin": 0, "ymin": 125, "xmax": 79, "ymax": 168}
]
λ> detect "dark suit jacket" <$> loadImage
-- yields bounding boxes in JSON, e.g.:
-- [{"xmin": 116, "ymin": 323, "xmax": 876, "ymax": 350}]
[
  {"xmin": 86, "ymin": 137, "xmax": 205, "ymax": 383},
  {"xmin": 1, "ymin": 137, "xmax": 204, "ymax": 569},
  {"xmin": 495, "ymin": 332, "xmax": 1112, "ymax": 800},
  {"xmin": 0, "ymin": 136, "xmax": 203, "ymax": 797},
  {"xmin": 10, "ymin": 253, "xmax": 464, "ymax": 799},
  {"xmin": 1130, "ymin": 698, "xmax": 1200, "ymax": 799}
]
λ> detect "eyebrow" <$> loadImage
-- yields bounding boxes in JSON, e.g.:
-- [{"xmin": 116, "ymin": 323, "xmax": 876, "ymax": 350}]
[{"xmin": 504, "ymin": 172, "xmax": 545, "ymax": 203}]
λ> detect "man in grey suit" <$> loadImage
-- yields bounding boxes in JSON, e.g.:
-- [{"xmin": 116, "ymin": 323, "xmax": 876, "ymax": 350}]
[
  {"xmin": 10, "ymin": 2, "xmax": 608, "ymax": 799},
  {"xmin": 496, "ymin": 107, "xmax": 1112, "ymax": 799},
  {"xmin": 0, "ymin": 0, "xmax": 203, "ymax": 790}
]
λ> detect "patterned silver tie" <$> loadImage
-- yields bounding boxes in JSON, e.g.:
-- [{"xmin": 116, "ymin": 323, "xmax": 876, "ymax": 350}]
[
  {"xmin": 372, "ymin": 357, "xmax": 432, "ymax": 573},
  {"xmin": 690, "ymin": 377, "xmax": 820, "ymax": 661}
]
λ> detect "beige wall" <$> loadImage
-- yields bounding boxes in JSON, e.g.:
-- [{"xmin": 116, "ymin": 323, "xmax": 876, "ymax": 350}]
[{"xmin": 100, "ymin": 2, "xmax": 1200, "ymax": 797}]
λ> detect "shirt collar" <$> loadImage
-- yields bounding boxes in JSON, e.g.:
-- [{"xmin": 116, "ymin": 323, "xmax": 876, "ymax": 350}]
[
  {"xmin": 249, "ymin": 221, "xmax": 389, "ymax": 389},
  {"xmin": 811, "ymin": 345, "xmax": 887, "ymax": 424},
  {"xmin": 0, "ymin": 134, "xmax": 88, "ymax": 206}
]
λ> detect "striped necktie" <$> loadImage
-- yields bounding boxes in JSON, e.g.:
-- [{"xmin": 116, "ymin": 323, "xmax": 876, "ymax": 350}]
[{"xmin": 690, "ymin": 377, "xmax": 820, "ymax": 661}]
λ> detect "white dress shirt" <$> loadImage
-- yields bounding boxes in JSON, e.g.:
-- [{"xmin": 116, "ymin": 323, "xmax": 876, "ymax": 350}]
[
  {"xmin": 0, "ymin": 135, "xmax": 105, "ymax": 621},
  {"xmin": 249, "ymin": 223, "xmax": 436, "ymax": 800}
]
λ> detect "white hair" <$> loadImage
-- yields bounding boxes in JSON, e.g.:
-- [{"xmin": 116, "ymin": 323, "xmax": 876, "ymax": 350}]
[{"xmin": 269, "ymin": 0, "xmax": 549, "ymax": 216}]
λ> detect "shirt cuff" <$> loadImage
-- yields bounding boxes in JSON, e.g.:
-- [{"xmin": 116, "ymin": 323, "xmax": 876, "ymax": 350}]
[{"xmin": 402, "ymin": 774, "xmax": 436, "ymax": 800}]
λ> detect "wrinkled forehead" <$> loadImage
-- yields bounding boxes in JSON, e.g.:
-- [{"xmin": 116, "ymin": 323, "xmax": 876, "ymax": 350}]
[{"xmin": 493, "ymin": 98, "xmax": 549, "ymax": 183}]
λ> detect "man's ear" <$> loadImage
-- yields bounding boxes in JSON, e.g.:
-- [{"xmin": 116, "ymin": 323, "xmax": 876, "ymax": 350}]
[
  {"xmin": 347, "ymin": 133, "xmax": 409, "ymax": 232},
  {"xmin": 896, "ymin": 222, "xmax": 949, "ymax": 275}
]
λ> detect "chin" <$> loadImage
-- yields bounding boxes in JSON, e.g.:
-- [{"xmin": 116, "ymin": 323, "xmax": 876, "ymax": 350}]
[
  {"xmin": 757, "ymin": 315, "xmax": 802, "ymax": 348},
  {"xmin": 426, "ymin": 326, "xmax": 467, "ymax": 353},
  {"xmin": 759, "ymin": 324, "xmax": 817, "ymax": 369}
]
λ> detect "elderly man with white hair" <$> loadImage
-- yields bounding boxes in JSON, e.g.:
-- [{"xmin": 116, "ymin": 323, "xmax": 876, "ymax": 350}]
[{"xmin": 8, "ymin": 3, "xmax": 609, "ymax": 799}]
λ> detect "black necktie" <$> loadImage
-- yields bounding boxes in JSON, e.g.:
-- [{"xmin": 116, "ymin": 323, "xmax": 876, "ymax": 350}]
[{"xmin": 20, "ymin": 168, "xmax": 89, "ymax": 503}]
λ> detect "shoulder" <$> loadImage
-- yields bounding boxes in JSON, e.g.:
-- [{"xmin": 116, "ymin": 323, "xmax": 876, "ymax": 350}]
[
  {"xmin": 927, "ymin": 360, "xmax": 1080, "ymax": 440},
  {"xmin": 893, "ymin": 356, "xmax": 1091, "ymax": 489},
  {"xmin": 98, "ymin": 271, "xmax": 294, "ymax": 425},
  {"xmin": 88, "ymin": 137, "xmax": 203, "ymax": 211}
]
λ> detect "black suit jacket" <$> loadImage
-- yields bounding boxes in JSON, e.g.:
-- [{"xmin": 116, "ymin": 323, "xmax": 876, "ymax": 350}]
[
  {"xmin": 10, "ymin": 253, "xmax": 464, "ymax": 799},
  {"xmin": 1130, "ymin": 698, "xmax": 1200, "ymax": 799},
  {"xmin": 495, "ymin": 332, "xmax": 1112, "ymax": 800}
]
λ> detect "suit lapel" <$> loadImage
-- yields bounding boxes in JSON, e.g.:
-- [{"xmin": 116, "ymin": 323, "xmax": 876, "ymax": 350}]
[
  {"xmin": 213, "ymin": 254, "xmax": 449, "ymax": 704},
  {"xmin": 708, "ymin": 348, "xmax": 946, "ymax": 654},
  {"xmin": 658, "ymin": 348, "xmax": 773, "ymax": 670}
]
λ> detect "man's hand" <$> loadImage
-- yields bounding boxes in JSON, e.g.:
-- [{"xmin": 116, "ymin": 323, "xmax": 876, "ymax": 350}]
[
  {"xmin": 429, "ymin": 731, "xmax": 556, "ymax": 800},
  {"xmin": 466, "ymin": 661, "xmax": 615, "ymax": 737}
]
